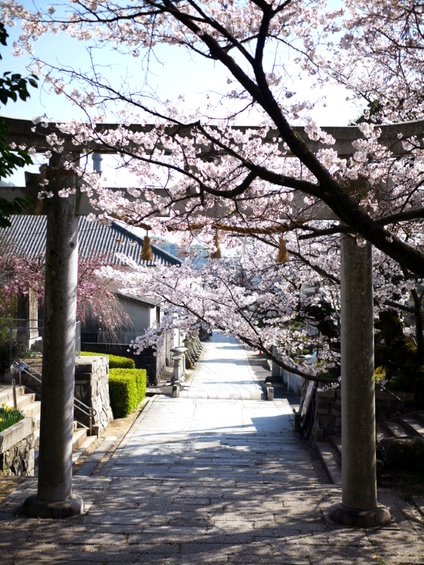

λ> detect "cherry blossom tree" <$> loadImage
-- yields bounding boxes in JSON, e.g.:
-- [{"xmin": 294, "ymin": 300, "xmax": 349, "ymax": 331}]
[
  {"xmin": 115, "ymin": 234, "xmax": 342, "ymax": 382},
  {"xmin": 0, "ymin": 1, "xmax": 422, "ymax": 380},
  {"xmin": 96, "ymin": 228, "xmax": 420, "ymax": 383},
  {"xmin": 0, "ymin": 1, "xmax": 422, "ymax": 270},
  {"xmin": 3, "ymin": 3, "xmax": 422, "ymax": 526},
  {"xmin": 0, "ymin": 252, "xmax": 129, "ymax": 333}
]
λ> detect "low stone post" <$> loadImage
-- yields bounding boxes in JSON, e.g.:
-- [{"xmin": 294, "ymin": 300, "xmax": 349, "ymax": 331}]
[
  {"xmin": 329, "ymin": 235, "xmax": 391, "ymax": 527},
  {"xmin": 171, "ymin": 346, "xmax": 188, "ymax": 381},
  {"xmin": 23, "ymin": 155, "xmax": 84, "ymax": 519},
  {"xmin": 171, "ymin": 354, "xmax": 183, "ymax": 384}
]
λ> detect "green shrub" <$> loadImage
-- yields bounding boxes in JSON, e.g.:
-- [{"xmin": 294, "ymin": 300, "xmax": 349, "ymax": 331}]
[
  {"xmin": 109, "ymin": 368, "xmax": 147, "ymax": 418},
  {"xmin": 108, "ymin": 372, "xmax": 137, "ymax": 418},
  {"xmin": 80, "ymin": 351, "xmax": 135, "ymax": 369}
]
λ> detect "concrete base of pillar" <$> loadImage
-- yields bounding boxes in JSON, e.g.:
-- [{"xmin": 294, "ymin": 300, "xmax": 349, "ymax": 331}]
[
  {"xmin": 22, "ymin": 494, "xmax": 85, "ymax": 519},
  {"xmin": 328, "ymin": 502, "xmax": 391, "ymax": 528}
]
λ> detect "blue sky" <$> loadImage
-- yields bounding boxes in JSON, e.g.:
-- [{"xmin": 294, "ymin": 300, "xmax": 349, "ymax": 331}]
[
  {"xmin": 1, "ymin": 4, "xmax": 358, "ymax": 185},
  {"xmin": 1, "ymin": 18, "xmax": 233, "ymax": 123},
  {"xmin": 2, "ymin": 5, "xmax": 357, "ymax": 125}
]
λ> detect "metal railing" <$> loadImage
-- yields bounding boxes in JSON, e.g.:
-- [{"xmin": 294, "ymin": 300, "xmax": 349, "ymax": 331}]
[
  {"xmin": 12, "ymin": 360, "xmax": 97, "ymax": 436},
  {"xmin": 0, "ymin": 318, "xmax": 81, "ymax": 368}
]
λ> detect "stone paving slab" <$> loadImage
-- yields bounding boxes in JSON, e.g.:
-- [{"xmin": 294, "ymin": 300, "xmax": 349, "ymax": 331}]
[
  {"xmin": 0, "ymin": 479, "xmax": 423, "ymax": 564},
  {"xmin": 0, "ymin": 331, "xmax": 423, "ymax": 563},
  {"xmin": 179, "ymin": 333, "xmax": 263, "ymax": 400}
]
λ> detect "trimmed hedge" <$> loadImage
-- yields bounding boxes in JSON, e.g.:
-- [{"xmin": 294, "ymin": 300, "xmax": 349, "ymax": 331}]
[
  {"xmin": 80, "ymin": 351, "xmax": 136, "ymax": 369},
  {"xmin": 109, "ymin": 368, "xmax": 147, "ymax": 418}
]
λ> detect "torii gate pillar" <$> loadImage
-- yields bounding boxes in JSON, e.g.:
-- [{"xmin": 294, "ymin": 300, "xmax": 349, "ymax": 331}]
[
  {"xmin": 22, "ymin": 155, "xmax": 84, "ymax": 518},
  {"xmin": 329, "ymin": 235, "xmax": 391, "ymax": 527}
]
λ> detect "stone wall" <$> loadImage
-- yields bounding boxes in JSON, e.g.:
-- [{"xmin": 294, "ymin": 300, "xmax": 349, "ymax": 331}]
[
  {"xmin": 311, "ymin": 386, "xmax": 415, "ymax": 441},
  {"xmin": 0, "ymin": 417, "xmax": 35, "ymax": 476},
  {"xmin": 375, "ymin": 389, "xmax": 415, "ymax": 420},
  {"xmin": 271, "ymin": 360, "xmax": 304, "ymax": 396},
  {"xmin": 74, "ymin": 356, "xmax": 113, "ymax": 436},
  {"xmin": 311, "ymin": 387, "xmax": 341, "ymax": 441}
]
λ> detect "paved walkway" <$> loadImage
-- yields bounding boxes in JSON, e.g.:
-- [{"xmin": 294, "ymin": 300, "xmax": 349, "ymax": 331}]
[
  {"xmin": 179, "ymin": 332, "xmax": 263, "ymax": 400},
  {"xmin": 0, "ymin": 331, "xmax": 423, "ymax": 563}
]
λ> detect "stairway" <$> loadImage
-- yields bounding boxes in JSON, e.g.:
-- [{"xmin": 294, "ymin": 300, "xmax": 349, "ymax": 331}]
[
  {"xmin": 316, "ymin": 410, "xmax": 424, "ymax": 485},
  {"xmin": 0, "ymin": 384, "xmax": 92, "ymax": 465},
  {"xmin": 0, "ymin": 384, "xmax": 41, "ymax": 439},
  {"xmin": 377, "ymin": 412, "xmax": 424, "ymax": 440}
]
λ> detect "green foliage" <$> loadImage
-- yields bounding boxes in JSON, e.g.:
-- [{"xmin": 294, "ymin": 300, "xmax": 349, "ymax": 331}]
[
  {"xmin": 0, "ymin": 198, "xmax": 30, "ymax": 228},
  {"xmin": 374, "ymin": 366, "xmax": 386, "ymax": 384},
  {"xmin": 0, "ymin": 24, "xmax": 38, "ymax": 106},
  {"xmin": 0, "ymin": 126, "xmax": 33, "ymax": 178},
  {"xmin": 0, "ymin": 123, "xmax": 34, "ymax": 225},
  {"xmin": 80, "ymin": 351, "xmax": 136, "ymax": 369},
  {"xmin": 354, "ymin": 98, "xmax": 384, "ymax": 125},
  {"xmin": 0, "ymin": 22, "xmax": 38, "ymax": 226},
  {"xmin": 0, "ymin": 404, "xmax": 24, "ymax": 432},
  {"xmin": 108, "ymin": 368, "xmax": 147, "ymax": 418},
  {"xmin": 108, "ymin": 372, "xmax": 137, "ymax": 418},
  {"xmin": 133, "ymin": 368, "xmax": 147, "ymax": 403},
  {"xmin": 0, "ymin": 314, "xmax": 24, "ymax": 374},
  {"xmin": 0, "ymin": 71, "xmax": 38, "ymax": 106},
  {"xmin": 375, "ymin": 310, "xmax": 423, "ymax": 403}
]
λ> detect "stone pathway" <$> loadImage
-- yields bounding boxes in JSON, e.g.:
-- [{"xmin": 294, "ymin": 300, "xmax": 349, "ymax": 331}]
[
  {"xmin": 179, "ymin": 332, "xmax": 263, "ymax": 400},
  {"xmin": 0, "ymin": 331, "xmax": 423, "ymax": 563},
  {"xmin": 97, "ymin": 395, "xmax": 318, "ymax": 485}
]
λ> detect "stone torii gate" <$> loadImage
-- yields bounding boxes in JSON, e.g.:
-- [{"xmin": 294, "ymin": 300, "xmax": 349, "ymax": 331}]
[{"xmin": 1, "ymin": 117, "xmax": 423, "ymax": 525}]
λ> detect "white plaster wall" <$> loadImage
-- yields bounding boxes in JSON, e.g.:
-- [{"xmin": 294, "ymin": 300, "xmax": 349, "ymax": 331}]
[{"xmin": 119, "ymin": 297, "xmax": 156, "ymax": 333}]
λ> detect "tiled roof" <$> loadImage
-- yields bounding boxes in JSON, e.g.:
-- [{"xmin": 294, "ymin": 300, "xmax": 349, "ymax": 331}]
[{"xmin": 0, "ymin": 215, "xmax": 181, "ymax": 267}]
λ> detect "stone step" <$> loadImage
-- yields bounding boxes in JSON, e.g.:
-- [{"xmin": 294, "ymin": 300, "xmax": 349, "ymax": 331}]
[
  {"xmin": 394, "ymin": 415, "xmax": 424, "ymax": 438},
  {"xmin": 35, "ymin": 427, "xmax": 91, "ymax": 468},
  {"xmin": 315, "ymin": 411, "xmax": 424, "ymax": 484},
  {"xmin": 412, "ymin": 411, "xmax": 424, "ymax": 424},
  {"xmin": 0, "ymin": 385, "xmax": 40, "ymax": 416},
  {"xmin": 1, "ymin": 384, "xmax": 91, "ymax": 463},
  {"xmin": 0, "ymin": 387, "xmax": 41, "ymax": 424},
  {"xmin": 21, "ymin": 399, "xmax": 41, "ymax": 421},
  {"xmin": 13, "ymin": 391, "xmax": 38, "ymax": 411},
  {"xmin": 315, "ymin": 440, "xmax": 342, "ymax": 485},
  {"xmin": 376, "ymin": 426, "xmax": 393, "ymax": 441},
  {"xmin": 0, "ymin": 385, "xmax": 28, "ymax": 406},
  {"xmin": 72, "ymin": 426, "xmax": 89, "ymax": 451},
  {"xmin": 72, "ymin": 434, "xmax": 99, "ymax": 466},
  {"xmin": 379, "ymin": 419, "xmax": 412, "ymax": 438}
]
